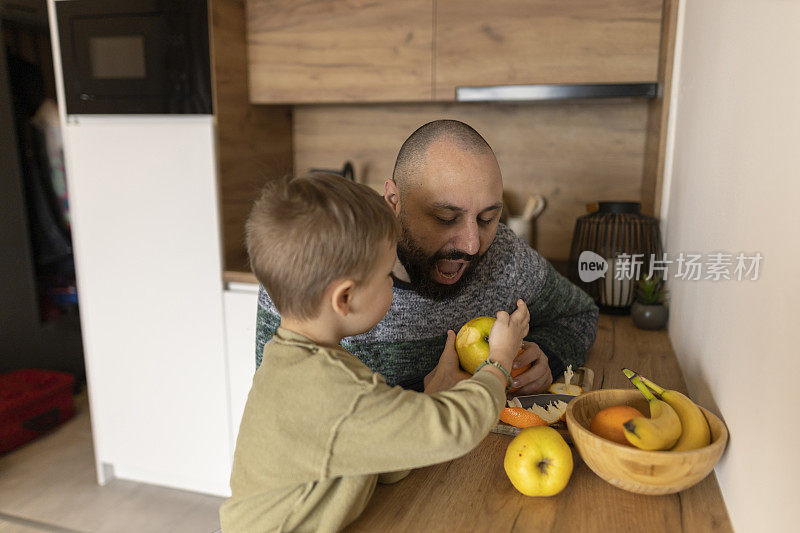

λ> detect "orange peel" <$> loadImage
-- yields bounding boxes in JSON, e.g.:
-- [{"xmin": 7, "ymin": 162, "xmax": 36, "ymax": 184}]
[
  {"xmin": 548, "ymin": 365, "xmax": 584, "ymax": 396},
  {"xmin": 499, "ymin": 407, "xmax": 549, "ymax": 428},
  {"xmin": 500, "ymin": 399, "xmax": 569, "ymax": 428}
]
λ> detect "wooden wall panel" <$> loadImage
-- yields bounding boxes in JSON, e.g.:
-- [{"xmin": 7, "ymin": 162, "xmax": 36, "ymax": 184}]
[
  {"xmin": 293, "ymin": 101, "xmax": 649, "ymax": 260},
  {"xmin": 246, "ymin": 0, "xmax": 433, "ymax": 103},
  {"xmin": 210, "ymin": 0, "xmax": 293, "ymax": 273},
  {"xmin": 642, "ymin": 0, "xmax": 680, "ymax": 217},
  {"xmin": 435, "ymin": 0, "xmax": 663, "ymax": 100}
]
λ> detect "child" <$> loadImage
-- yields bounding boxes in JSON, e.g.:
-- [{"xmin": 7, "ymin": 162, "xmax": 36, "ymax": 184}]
[{"xmin": 220, "ymin": 173, "xmax": 529, "ymax": 532}]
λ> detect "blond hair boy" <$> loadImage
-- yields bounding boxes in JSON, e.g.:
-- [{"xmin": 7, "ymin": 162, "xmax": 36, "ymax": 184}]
[{"xmin": 220, "ymin": 173, "xmax": 529, "ymax": 532}]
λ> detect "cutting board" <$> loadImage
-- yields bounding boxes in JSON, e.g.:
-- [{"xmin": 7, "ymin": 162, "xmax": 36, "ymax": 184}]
[{"xmin": 491, "ymin": 366, "xmax": 595, "ymax": 441}]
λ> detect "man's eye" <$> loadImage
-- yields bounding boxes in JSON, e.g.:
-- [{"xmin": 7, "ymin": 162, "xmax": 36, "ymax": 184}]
[
  {"xmin": 478, "ymin": 217, "xmax": 494, "ymax": 225},
  {"xmin": 435, "ymin": 216, "xmax": 456, "ymax": 225}
]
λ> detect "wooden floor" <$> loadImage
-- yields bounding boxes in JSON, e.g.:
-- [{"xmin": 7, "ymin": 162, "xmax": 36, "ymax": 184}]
[{"xmin": 0, "ymin": 393, "xmax": 224, "ymax": 533}]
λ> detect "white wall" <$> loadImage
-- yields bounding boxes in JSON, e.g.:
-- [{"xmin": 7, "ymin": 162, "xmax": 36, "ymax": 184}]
[{"xmin": 663, "ymin": 1, "xmax": 800, "ymax": 530}]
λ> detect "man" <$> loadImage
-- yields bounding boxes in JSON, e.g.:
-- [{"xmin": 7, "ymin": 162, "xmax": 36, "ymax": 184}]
[{"xmin": 255, "ymin": 120, "xmax": 598, "ymax": 396}]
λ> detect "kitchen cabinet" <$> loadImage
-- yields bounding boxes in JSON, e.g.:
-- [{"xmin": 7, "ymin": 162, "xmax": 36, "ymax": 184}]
[
  {"xmin": 41, "ymin": 0, "xmax": 289, "ymax": 498},
  {"xmin": 434, "ymin": 0, "xmax": 663, "ymax": 100},
  {"xmin": 223, "ymin": 284, "xmax": 260, "ymax": 455},
  {"xmin": 62, "ymin": 116, "xmax": 232, "ymax": 496},
  {"xmin": 247, "ymin": 0, "xmax": 662, "ymax": 104},
  {"xmin": 247, "ymin": 0, "xmax": 433, "ymax": 103}
]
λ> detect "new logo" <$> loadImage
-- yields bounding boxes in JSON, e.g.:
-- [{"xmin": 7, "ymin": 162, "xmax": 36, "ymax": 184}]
[{"xmin": 578, "ymin": 251, "xmax": 608, "ymax": 283}]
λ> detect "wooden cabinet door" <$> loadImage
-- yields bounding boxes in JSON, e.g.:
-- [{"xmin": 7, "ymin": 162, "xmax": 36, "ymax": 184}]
[
  {"xmin": 247, "ymin": 0, "xmax": 433, "ymax": 103},
  {"xmin": 435, "ymin": 0, "xmax": 662, "ymax": 100}
]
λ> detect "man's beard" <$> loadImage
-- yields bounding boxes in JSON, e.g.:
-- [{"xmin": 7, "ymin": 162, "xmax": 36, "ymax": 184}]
[{"xmin": 396, "ymin": 217, "xmax": 484, "ymax": 301}]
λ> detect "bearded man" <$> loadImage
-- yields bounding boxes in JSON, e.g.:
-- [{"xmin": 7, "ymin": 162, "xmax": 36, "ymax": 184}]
[{"xmin": 254, "ymin": 120, "xmax": 598, "ymax": 396}]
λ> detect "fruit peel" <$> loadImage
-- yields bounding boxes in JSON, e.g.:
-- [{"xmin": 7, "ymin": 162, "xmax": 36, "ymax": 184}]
[
  {"xmin": 499, "ymin": 407, "xmax": 548, "ymax": 428},
  {"xmin": 548, "ymin": 383, "xmax": 584, "ymax": 396},
  {"xmin": 548, "ymin": 365, "xmax": 584, "ymax": 396},
  {"xmin": 502, "ymin": 399, "xmax": 568, "ymax": 428}
]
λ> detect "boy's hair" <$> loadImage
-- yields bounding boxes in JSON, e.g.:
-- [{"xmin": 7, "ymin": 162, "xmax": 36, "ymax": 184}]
[{"xmin": 246, "ymin": 173, "xmax": 400, "ymax": 320}]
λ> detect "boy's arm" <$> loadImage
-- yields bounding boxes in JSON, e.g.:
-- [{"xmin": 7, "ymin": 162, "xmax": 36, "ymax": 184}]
[
  {"xmin": 324, "ymin": 372, "xmax": 506, "ymax": 478},
  {"xmin": 255, "ymin": 285, "xmax": 281, "ymax": 368}
]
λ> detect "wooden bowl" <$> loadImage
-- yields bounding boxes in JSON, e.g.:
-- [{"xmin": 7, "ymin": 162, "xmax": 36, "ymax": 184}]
[{"xmin": 565, "ymin": 389, "xmax": 728, "ymax": 495}]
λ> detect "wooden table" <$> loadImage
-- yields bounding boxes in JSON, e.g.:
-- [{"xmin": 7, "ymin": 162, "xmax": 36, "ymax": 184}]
[{"xmin": 347, "ymin": 316, "xmax": 732, "ymax": 532}]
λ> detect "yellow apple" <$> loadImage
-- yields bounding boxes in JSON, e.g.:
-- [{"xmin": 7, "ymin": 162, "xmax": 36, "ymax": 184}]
[
  {"xmin": 455, "ymin": 316, "xmax": 527, "ymax": 378},
  {"xmin": 504, "ymin": 426, "xmax": 573, "ymax": 497},
  {"xmin": 455, "ymin": 316, "xmax": 496, "ymax": 374}
]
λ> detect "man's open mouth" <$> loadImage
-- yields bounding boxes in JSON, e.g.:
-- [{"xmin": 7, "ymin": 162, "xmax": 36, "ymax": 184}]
[{"xmin": 433, "ymin": 259, "xmax": 468, "ymax": 285}]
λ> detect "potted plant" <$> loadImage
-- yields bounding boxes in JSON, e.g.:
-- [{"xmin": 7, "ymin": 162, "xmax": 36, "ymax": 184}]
[{"xmin": 631, "ymin": 275, "xmax": 668, "ymax": 330}]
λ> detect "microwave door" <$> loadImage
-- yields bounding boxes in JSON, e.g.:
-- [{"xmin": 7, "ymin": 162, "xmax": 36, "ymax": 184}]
[
  {"xmin": 56, "ymin": 0, "xmax": 211, "ymax": 115},
  {"xmin": 164, "ymin": 11, "xmax": 212, "ymax": 114},
  {"xmin": 69, "ymin": 14, "xmax": 168, "ymax": 113}
]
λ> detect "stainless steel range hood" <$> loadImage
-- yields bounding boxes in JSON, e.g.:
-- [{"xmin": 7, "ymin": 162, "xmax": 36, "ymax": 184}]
[{"xmin": 456, "ymin": 83, "xmax": 658, "ymax": 102}]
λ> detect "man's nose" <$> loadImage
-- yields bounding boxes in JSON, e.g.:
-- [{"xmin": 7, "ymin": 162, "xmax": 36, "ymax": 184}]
[{"xmin": 453, "ymin": 221, "xmax": 480, "ymax": 256}]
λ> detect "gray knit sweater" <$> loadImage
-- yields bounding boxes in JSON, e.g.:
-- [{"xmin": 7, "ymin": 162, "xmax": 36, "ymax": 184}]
[{"xmin": 255, "ymin": 224, "xmax": 598, "ymax": 391}]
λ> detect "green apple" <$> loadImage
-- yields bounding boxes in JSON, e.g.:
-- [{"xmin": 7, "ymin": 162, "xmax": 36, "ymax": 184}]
[
  {"xmin": 455, "ymin": 316, "xmax": 496, "ymax": 374},
  {"xmin": 504, "ymin": 426, "xmax": 573, "ymax": 496}
]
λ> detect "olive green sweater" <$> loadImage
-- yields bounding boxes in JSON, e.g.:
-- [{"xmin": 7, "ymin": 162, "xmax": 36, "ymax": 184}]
[{"xmin": 220, "ymin": 327, "xmax": 506, "ymax": 532}]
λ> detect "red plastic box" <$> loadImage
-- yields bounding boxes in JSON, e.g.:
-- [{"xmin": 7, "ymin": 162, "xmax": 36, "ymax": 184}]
[{"xmin": 0, "ymin": 369, "xmax": 75, "ymax": 453}]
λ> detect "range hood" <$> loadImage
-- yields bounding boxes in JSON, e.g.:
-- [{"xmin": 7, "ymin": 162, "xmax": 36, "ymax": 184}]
[{"xmin": 456, "ymin": 83, "xmax": 658, "ymax": 102}]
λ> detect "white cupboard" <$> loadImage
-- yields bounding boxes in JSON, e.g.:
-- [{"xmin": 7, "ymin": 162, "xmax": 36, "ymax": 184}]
[
  {"xmin": 49, "ymin": 0, "xmax": 262, "ymax": 497},
  {"xmin": 63, "ymin": 116, "xmax": 232, "ymax": 496},
  {"xmin": 223, "ymin": 284, "xmax": 260, "ymax": 457}
]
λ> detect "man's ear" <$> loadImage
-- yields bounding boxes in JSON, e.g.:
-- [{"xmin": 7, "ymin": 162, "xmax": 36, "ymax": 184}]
[
  {"xmin": 329, "ymin": 279, "xmax": 356, "ymax": 317},
  {"xmin": 384, "ymin": 179, "xmax": 401, "ymax": 215}
]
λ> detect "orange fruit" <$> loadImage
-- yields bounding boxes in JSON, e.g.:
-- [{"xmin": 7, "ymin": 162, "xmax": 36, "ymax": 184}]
[
  {"xmin": 510, "ymin": 364, "xmax": 529, "ymax": 379},
  {"xmin": 589, "ymin": 405, "xmax": 644, "ymax": 445},
  {"xmin": 507, "ymin": 349, "xmax": 528, "ymax": 393},
  {"xmin": 499, "ymin": 407, "xmax": 549, "ymax": 428}
]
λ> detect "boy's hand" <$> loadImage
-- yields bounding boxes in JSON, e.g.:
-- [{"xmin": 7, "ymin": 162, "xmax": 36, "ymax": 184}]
[
  {"xmin": 424, "ymin": 330, "xmax": 471, "ymax": 394},
  {"xmin": 487, "ymin": 299, "xmax": 530, "ymax": 371}
]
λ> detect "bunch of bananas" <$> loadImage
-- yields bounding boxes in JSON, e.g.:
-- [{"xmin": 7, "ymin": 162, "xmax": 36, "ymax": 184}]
[{"xmin": 621, "ymin": 368, "xmax": 711, "ymax": 451}]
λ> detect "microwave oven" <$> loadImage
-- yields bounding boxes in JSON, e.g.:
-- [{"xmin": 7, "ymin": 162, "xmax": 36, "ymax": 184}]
[{"xmin": 56, "ymin": 0, "xmax": 211, "ymax": 115}]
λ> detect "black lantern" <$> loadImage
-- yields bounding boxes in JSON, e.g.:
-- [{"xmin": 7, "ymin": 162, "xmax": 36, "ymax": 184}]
[{"xmin": 568, "ymin": 202, "xmax": 662, "ymax": 314}]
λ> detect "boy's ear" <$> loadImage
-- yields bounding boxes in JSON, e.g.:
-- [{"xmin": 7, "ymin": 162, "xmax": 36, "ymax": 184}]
[
  {"xmin": 330, "ymin": 279, "xmax": 356, "ymax": 317},
  {"xmin": 384, "ymin": 179, "xmax": 401, "ymax": 215}
]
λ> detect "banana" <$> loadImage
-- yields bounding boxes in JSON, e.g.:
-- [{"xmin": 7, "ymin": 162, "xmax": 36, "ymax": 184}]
[
  {"xmin": 620, "ymin": 370, "xmax": 682, "ymax": 451},
  {"xmin": 636, "ymin": 373, "xmax": 711, "ymax": 451}
]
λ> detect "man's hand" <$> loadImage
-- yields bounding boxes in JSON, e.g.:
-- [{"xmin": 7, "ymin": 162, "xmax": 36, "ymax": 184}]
[
  {"xmin": 507, "ymin": 341, "xmax": 553, "ymax": 398},
  {"xmin": 424, "ymin": 330, "xmax": 471, "ymax": 394}
]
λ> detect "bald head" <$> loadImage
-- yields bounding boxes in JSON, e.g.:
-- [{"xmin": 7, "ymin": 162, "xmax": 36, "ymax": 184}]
[
  {"xmin": 392, "ymin": 120, "xmax": 494, "ymax": 196},
  {"xmin": 385, "ymin": 120, "xmax": 503, "ymax": 300}
]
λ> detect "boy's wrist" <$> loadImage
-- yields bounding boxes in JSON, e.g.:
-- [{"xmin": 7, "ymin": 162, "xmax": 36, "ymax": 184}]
[
  {"xmin": 487, "ymin": 343, "xmax": 515, "ymax": 369},
  {"xmin": 476, "ymin": 359, "xmax": 512, "ymax": 390},
  {"xmin": 498, "ymin": 353, "xmax": 516, "ymax": 369},
  {"xmin": 477, "ymin": 365, "xmax": 507, "ymax": 388},
  {"xmin": 490, "ymin": 352, "xmax": 515, "ymax": 373}
]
